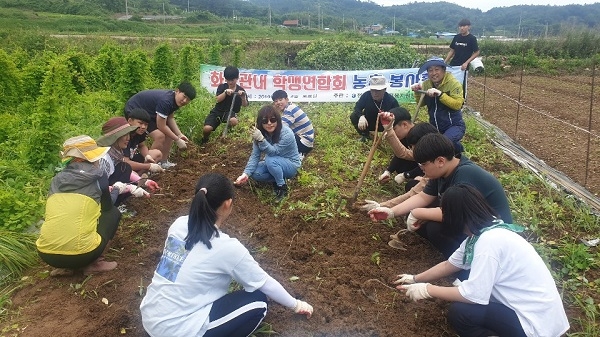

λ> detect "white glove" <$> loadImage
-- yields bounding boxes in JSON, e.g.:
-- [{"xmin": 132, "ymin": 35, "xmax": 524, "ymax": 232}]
[
  {"xmin": 379, "ymin": 170, "xmax": 391, "ymax": 182},
  {"xmin": 144, "ymin": 154, "xmax": 155, "ymax": 163},
  {"xmin": 394, "ymin": 173, "xmax": 407, "ymax": 185},
  {"xmin": 426, "ymin": 88, "xmax": 442, "ymax": 97},
  {"xmin": 175, "ymin": 137, "xmax": 187, "ymax": 149},
  {"xmin": 406, "ymin": 212, "xmax": 421, "ymax": 232},
  {"xmin": 393, "ymin": 274, "xmax": 416, "ymax": 285},
  {"xmin": 234, "ymin": 173, "xmax": 249, "ymax": 185},
  {"xmin": 111, "ymin": 182, "xmax": 129, "ymax": 194},
  {"xmin": 410, "ymin": 82, "xmax": 422, "ymax": 91},
  {"xmin": 149, "ymin": 163, "xmax": 165, "ymax": 173},
  {"xmin": 358, "ymin": 115, "xmax": 368, "ymax": 130},
  {"xmin": 128, "ymin": 184, "xmax": 150, "ymax": 197},
  {"xmin": 369, "ymin": 207, "xmax": 395, "ymax": 221},
  {"xmin": 251, "ymin": 127, "xmax": 265, "ymax": 142},
  {"xmin": 359, "ymin": 200, "xmax": 380, "ymax": 212},
  {"xmin": 293, "ymin": 299, "xmax": 313, "ymax": 318},
  {"xmin": 402, "ymin": 283, "xmax": 432, "ymax": 302}
]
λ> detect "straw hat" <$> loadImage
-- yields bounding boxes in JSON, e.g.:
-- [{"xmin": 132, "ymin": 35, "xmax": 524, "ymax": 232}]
[
  {"xmin": 61, "ymin": 135, "xmax": 109, "ymax": 162},
  {"xmin": 96, "ymin": 117, "xmax": 138, "ymax": 146}
]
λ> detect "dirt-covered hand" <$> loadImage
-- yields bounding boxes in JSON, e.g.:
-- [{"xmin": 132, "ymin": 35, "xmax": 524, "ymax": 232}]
[
  {"xmin": 379, "ymin": 170, "xmax": 391, "ymax": 183},
  {"xmin": 149, "ymin": 163, "xmax": 165, "ymax": 173},
  {"xmin": 175, "ymin": 137, "xmax": 187, "ymax": 149},
  {"xmin": 358, "ymin": 115, "xmax": 368, "ymax": 130},
  {"xmin": 406, "ymin": 212, "xmax": 422, "ymax": 231},
  {"xmin": 234, "ymin": 173, "xmax": 249, "ymax": 185},
  {"xmin": 251, "ymin": 127, "xmax": 265, "ymax": 142},
  {"xmin": 394, "ymin": 173, "xmax": 407, "ymax": 185},
  {"xmin": 426, "ymin": 88, "xmax": 442, "ymax": 97},
  {"xmin": 293, "ymin": 299, "xmax": 313, "ymax": 318},
  {"xmin": 393, "ymin": 274, "xmax": 416, "ymax": 285},
  {"xmin": 368, "ymin": 207, "xmax": 395, "ymax": 221},
  {"xmin": 400, "ymin": 283, "xmax": 432, "ymax": 302},
  {"xmin": 144, "ymin": 179, "xmax": 160, "ymax": 192},
  {"xmin": 379, "ymin": 111, "xmax": 394, "ymax": 132},
  {"xmin": 359, "ymin": 200, "xmax": 380, "ymax": 212}
]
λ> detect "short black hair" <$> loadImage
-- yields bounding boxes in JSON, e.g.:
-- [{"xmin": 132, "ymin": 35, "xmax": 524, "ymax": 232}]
[
  {"xmin": 127, "ymin": 108, "xmax": 151, "ymax": 123},
  {"xmin": 458, "ymin": 18, "xmax": 471, "ymax": 26},
  {"xmin": 412, "ymin": 133, "xmax": 455, "ymax": 163},
  {"xmin": 389, "ymin": 107, "xmax": 411, "ymax": 126},
  {"xmin": 272, "ymin": 90, "xmax": 288, "ymax": 101},
  {"xmin": 223, "ymin": 66, "xmax": 239, "ymax": 80},
  {"xmin": 405, "ymin": 122, "xmax": 439, "ymax": 147},
  {"xmin": 177, "ymin": 81, "xmax": 196, "ymax": 100}
]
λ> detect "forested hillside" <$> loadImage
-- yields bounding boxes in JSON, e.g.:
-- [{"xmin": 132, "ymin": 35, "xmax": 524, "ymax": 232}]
[{"xmin": 1, "ymin": 0, "xmax": 600, "ymax": 37}]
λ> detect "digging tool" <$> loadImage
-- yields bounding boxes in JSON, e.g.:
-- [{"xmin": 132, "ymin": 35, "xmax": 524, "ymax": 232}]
[
  {"xmin": 221, "ymin": 92, "xmax": 238, "ymax": 138},
  {"xmin": 348, "ymin": 115, "xmax": 383, "ymax": 207},
  {"xmin": 412, "ymin": 90, "xmax": 427, "ymax": 122}
]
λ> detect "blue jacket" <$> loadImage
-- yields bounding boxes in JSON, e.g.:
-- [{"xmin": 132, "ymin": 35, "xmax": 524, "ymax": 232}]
[{"xmin": 243, "ymin": 125, "xmax": 301, "ymax": 175}]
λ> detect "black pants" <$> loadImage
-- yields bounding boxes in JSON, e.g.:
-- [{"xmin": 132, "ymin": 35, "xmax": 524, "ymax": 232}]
[
  {"xmin": 415, "ymin": 220, "xmax": 470, "ymax": 280},
  {"xmin": 448, "ymin": 301, "xmax": 526, "ymax": 337},
  {"xmin": 109, "ymin": 161, "xmax": 133, "ymax": 206},
  {"xmin": 204, "ymin": 290, "xmax": 268, "ymax": 337},
  {"xmin": 386, "ymin": 156, "xmax": 419, "ymax": 175}
]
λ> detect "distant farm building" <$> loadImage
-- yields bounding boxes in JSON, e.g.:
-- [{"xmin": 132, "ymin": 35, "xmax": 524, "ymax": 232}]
[{"xmin": 282, "ymin": 20, "xmax": 299, "ymax": 27}]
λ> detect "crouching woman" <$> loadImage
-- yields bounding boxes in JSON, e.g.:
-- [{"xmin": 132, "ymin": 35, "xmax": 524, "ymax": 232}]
[{"xmin": 140, "ymin": 173, "xmax": 312, "ymax": 337}]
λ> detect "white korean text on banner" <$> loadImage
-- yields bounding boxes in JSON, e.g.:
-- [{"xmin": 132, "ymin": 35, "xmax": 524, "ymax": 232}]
[{"xmin": 200, "ymin": 64, "xmax": 466, "ymax": 103}]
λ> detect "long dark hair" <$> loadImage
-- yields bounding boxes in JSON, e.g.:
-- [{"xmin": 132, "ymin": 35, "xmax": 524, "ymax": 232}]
[
  {"xmin": 441, "ymin": 184, "xmax": 499, "ymax": 236},
  {"xmin": 256, "ymin": 105, "xmax": 282, "ymax": 143},
  {"xmin": 185, "ymin": 173, "xmax": 235, "ymax": 250}
]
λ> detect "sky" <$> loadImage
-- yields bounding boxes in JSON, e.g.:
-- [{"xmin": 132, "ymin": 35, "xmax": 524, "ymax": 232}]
[{"xmin": 363, "ymin": 0, "xmax": 599, "ymax": 12}]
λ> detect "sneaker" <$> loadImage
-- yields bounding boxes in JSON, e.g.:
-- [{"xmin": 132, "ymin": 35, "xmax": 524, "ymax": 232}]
[
  {"xmin": 117, "ymin": 204, "xmax": 129, "ymax": 214},
  {"xmin": 274, "ymin": 184, "xmax": 288, "ymax": 203},
  {"xmin": 160, "ymin": 160, "xmax": 177, "ymax": 169}
]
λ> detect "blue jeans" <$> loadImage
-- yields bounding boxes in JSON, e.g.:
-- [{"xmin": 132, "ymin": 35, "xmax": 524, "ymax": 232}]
[{"xmin": 249, "ymin": 156, "xmax": 298, "ymax": 186}]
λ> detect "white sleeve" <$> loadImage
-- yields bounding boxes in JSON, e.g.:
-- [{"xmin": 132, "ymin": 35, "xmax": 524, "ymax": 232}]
[{"xmin": 259, "ymin": 275, "xmax": 297, "ymax": 309}]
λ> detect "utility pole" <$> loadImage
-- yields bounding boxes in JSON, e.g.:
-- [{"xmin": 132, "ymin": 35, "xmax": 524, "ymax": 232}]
[
  {"xmin": 308, "ymin": 13, "xmax": 310, "ymax": 29},
  {"xmin": 125, "ymin": 0, "xmax": 128, "ymax": 17},
  {"xmin": 393, "ymin": 14, "xmax": 395, "ymax": 31},
  {"xmin": 187, "ymin": 0, "xmax": 189, "ymax": 12},
  {"xmin": 518, "ymin": 13, "xmax": 522, "ymax": 39},
  {"xmin": 163, "ymin": 3, "xmax": 165, "ymax": 24},
  {"xmin": 268, "ymin": 4, "xmax": 271, "ymax": 26}
]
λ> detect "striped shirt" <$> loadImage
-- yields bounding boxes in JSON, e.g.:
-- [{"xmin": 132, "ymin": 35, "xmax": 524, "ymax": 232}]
[{"xmin": 282, "ymin": 103, "xmax": 314, "ymax": 148}]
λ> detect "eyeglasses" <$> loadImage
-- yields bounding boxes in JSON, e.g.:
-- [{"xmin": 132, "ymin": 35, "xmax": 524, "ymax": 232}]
[
  {"xmin": 261, "ymin": 116, "xmax": 278, "ymax": 124},
  {"xmin": 417, "ymin": 160, "xmax": 433, "ymax": 167}
]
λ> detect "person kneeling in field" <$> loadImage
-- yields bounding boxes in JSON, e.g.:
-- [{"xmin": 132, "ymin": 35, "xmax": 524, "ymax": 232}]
[
  {"xmin": 394, "ymin": 184, "xmax": 569, "ymax": 337},
  {"xmin": 140, "ymin": 173, "xmax": 313, "ymax": 337},
  {"xmin": 123, "ymin": 108, "xmax": 164, "ymax": 176},
  {"xmin": 234, "ymin": 105, "xmax": 301, "ymax": 203},
  {"xmin": 36, "ymin": 136, "xmax": 122, "ymax": 276}
]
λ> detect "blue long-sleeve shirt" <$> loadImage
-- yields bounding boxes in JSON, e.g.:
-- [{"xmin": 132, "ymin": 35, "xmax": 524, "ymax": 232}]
[{"xmin": 243, "ymin": 125, "xmax": 301, "ymax": 175}]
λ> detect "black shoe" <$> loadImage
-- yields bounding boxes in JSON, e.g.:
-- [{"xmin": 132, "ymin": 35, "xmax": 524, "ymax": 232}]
[
  {"xmin": 358, "ymin": 135, "xmax": 371, "ymax": 143},
  {"xmin": 274, "ymin": 184, "xmax": 288, "ymax": 202},
  {"xmin": 201, "ymin": 136, "xmax": 209, "ymax": 144}
]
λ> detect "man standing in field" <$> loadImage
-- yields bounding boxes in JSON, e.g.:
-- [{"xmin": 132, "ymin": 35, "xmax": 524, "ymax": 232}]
[
  {"xmin": 272, "ymin": 89, "xmax": 315, "ymax": 160},
  {"xmin": 445, "ymin": 18, "xmax": 480, "ymax": 71},
  {"xmin": 124, "ymin": 82, "xmax": 196, "ymax": 169}
]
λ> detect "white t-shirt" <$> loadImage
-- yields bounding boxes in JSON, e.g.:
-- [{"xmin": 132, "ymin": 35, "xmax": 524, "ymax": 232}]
[
  {"xmin": 449, "ymin": 228, "xmax": 570, "ymax": 337},
  {"xmin": 140, "ymin": 216, "xmax": 269, "ymax": 337}
]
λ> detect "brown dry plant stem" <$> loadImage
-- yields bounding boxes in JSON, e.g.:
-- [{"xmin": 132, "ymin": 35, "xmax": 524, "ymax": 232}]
[{"xmin": 349, "ymin": 116, "xmax": 383, "ymax": 206}]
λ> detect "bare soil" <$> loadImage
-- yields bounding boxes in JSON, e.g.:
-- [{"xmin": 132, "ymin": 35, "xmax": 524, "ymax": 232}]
[{"xmin": 3, "ymin": 74, "xmax": 597, "ymax": 336}]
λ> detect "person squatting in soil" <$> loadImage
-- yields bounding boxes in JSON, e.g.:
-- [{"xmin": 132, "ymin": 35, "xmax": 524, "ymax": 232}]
[
  {"xmin": 411, "ymin": 57, "xmax": 466, "ymax": 153},
  {"xmin": 272, "ymin": 89, "xmax": 315, "ymax": 161},
  {"xmin": 349, "ymin": 75, "xmax": 400, "ymax": 142},
  {"xmin": 123, "ymin": 108, "xmax": 165, "ymax": 176},
  {"xmin": 202, "ymin": 66, "xmax": 249, "ymax": 144},
  {"xmin": 234, "ymin": 105, "xmax": 301, "ymax": 203},
  {"xmin": 368, "ymin": 133, "xmax": 513, "ymax": 279},
  {"xmin": 140, "ymin": 173, "xmax": 313, "ymax": 337},
  {"xmin": 376, "ymin": 107, "xmax": 425, "ymax": 185},
  {"xmin": 97, "ymin": 117, "xmax": 160, "ymax": 207},
  {"xmin": 123, "ymin": 81, "xmax": 196, "ymax": 169},
  {"xmin": 394, "ymin": 184, "xmax": 569, "ymax": 337},
  {"xmin": 36, "ymin": 136, "xmax": 122, "ymax": 276}
]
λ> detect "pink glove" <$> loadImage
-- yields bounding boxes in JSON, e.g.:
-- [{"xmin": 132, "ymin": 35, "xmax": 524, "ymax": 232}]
[
  {"xmin": 293, "ymin": 299, "xmax": 313, "ymax": 319},
  {"xmin": 144, "ymin": 179, "xmax": 160, "ymax": 192},
  {"xmin": 378, "ymin": 112, "xmax": 394, "ymax": 132}
]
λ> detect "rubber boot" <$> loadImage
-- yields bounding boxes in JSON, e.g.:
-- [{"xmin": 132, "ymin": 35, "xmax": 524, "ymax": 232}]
[{"xmin": 274, "ymin": 184, "xmax": 288, "ymax": 203}]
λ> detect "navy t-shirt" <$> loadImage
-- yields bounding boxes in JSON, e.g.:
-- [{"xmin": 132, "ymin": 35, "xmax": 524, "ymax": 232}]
[{"xmin": 124, "ymin": 90, "xmax": 179, "ymax": 119}]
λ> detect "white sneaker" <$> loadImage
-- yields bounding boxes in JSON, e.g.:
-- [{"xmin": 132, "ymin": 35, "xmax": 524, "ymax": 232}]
[
  {"xmin": 117, "ymin": 205, "xmax": 129, "ymax": 214},
  {"xmin": 160, "ymin": 160, "xmax": 177, "ymax": 169}
]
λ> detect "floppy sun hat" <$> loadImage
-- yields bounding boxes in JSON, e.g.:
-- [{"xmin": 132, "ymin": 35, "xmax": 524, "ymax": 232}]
[
  {"xmin": 418, "ymin": 57, "xmax": 448, "ymax": 75},
  {"xmin": 368, "ymin": 75, "xmax": 388, "ymax": 90},
  {"xmin": 61, "ymin": 135, "xmax": 109, "ymax": 163},
  {"xmin": 96, "ymin": 117, "xmax": 139, "ymax": 147}
]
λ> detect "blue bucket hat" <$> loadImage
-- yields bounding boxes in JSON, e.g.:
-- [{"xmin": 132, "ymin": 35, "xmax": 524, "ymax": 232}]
[{"xmin": 418, "ymin": 57, "xmax": 448, "ymax": 75}]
